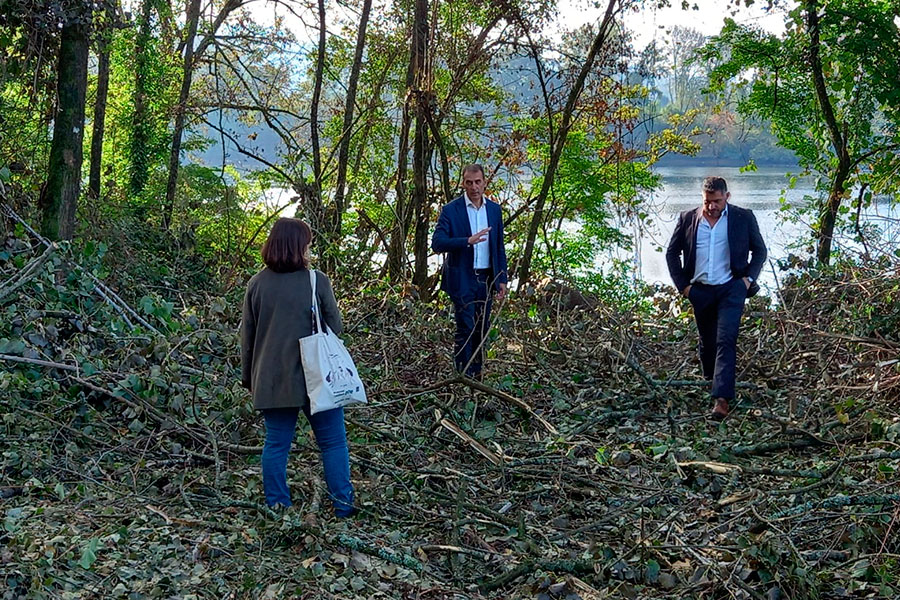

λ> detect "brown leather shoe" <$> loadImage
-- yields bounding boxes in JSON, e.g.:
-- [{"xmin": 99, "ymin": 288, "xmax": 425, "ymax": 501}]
[{"xmin": 710, "ymin": 398, "xmax": 730, "ymax": 421}]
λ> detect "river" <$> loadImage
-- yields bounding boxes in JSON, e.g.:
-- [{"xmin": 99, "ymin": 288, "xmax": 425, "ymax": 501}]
[
  {"xmin": 259, "ymin": 165, "xmax": 898, "ymax": 294},
  {"xmin": 628, "ymin": 165, "xmax": 900, "ymax": 294}
]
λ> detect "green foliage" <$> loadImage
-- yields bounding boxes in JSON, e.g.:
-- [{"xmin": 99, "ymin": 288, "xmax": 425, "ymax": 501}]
[
  {"xmin": 0, "ymin": 78, "xmax": 54, "ymax": 192},
  {"xmin": 700, "ymin": 2, "xmax": 900, "ymax": 251},
  {"xmin": 101, "ymin": 12, "xmax": 180, "ymax": 202},
  {"xmin": 509, "ymin": 107, "xmax": 662, "ymax": 302}
]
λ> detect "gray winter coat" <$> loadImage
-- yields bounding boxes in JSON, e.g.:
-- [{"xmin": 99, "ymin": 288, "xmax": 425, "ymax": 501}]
[{"xmin": 241, "ymin": 268, "xmax": 342, "ymax": 410}]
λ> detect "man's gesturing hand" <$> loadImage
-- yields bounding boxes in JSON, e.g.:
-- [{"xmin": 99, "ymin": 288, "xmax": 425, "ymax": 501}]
[{"xmin": 468, "ymin": 227, "xmax": 490, "ymax": 245}]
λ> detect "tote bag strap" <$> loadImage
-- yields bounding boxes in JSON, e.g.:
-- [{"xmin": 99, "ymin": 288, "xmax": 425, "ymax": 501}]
[{"xmin": 308, "ymin": 269, "xmax": 333, "ymax": 335}]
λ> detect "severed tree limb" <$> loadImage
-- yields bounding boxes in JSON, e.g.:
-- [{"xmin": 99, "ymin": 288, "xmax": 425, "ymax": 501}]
[
  {"xmin": 569, "ymin": 409, "xmax": 645, "ymax": 435},
  {"xmin": 801, "ymin": 549, "xmax": 850, "ymax": 563},
  {"xmin": 346, "ymin": 416, "xmax": 402, "ymax": 442},
  {"xmin": 772, "ymin": 492, "xmax": 900, "ymax": 519},
  {"xmin": 1, "ymin": 203, "xmax": 159, "ymax": 333},
  {"xmin": 0, "ymin": 243, "xmax": 55, "ymax": 302},
  {"xmin": 67, "ymin": 373, "xmax": 224, "ymax": 460},
  {"xmin": 731, "ymin": 429, "xmax": 864, "ymax": 457},
  {"xmin": 0, "ymin": 353, "xmax": 79, "ymax": 372},
  {"xmin": 336, "ymin": 533, "xmax": 425, "ymax": 574},
  {"xmin": 479, "ymin": 558, "xmax": 594, "ymax": 592},
  {"xmin": 741, "ymin": 465, "xmax": 828, "ymax": 479},
  {"xmin": 677, "ymin": 461, "xmax": 743, "ymax": 475},
  {"xmin": 419, "ymin": 543, "xmax": 505, "ymax": 559},
  {"xmin": 605, "ymin": 344, "xmax": 660, "ymax": 393},
  {"xmin": 383, "ymin": 375, "xmax": 558, "ymax": 434},
  {"xmin": 2, "ymin": 348, "xmax": 258, "ymax": 458},
  {"xmin": 769, "ymin": 459, "xmax": 844, "ymax": 496},
  {"xmin": 731, "ymin": 439, "xmax": 820, "ymax": 456},
  {"xmin": 224, "ymin": 499, "xmax": 427, "ymax": 574},
  {"xmin": 429, "ymin": 490, "xmax": 519, "ymax": 528},
  {"xmin": 455, "ymin": 375, "xmax": 559, "ymax": 435},
  {"xmin": 776, "ymin": 316, "xmax": 900, "ymax": 350},
  {"xmin": 548, "ymin": 491, "xmax": 666, "ymax": 542},
  {"xmin": 437, "ymin": 411, "xmax": 504, "ymax": 465},
  {"xmin": 841, "ymin": 449, "xmax": 900, "ymax": 463}
]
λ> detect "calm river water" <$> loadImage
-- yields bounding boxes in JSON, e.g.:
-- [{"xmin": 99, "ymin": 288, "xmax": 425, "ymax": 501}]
[
  {"xmin": 630, "ymin": 165, "xmax": 899, "ymax": 293},
  {"xmin": 261, "ymin": 165, "xmax": 897, "ymax": 294}
]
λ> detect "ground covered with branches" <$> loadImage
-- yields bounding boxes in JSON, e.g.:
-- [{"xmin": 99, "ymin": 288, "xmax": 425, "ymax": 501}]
[{"xmin": 2, "ymin": 214, "xmax": 900, "ymax": 599}]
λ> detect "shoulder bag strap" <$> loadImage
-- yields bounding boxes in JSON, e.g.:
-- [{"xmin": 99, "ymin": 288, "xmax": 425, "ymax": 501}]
[
  {"xmin": 309, "ymin": 269, "xmax": 333, "ymax": 335},
  {"xmin": 309, "ymin": 269, "xmax": 321, "ymax": 334}
]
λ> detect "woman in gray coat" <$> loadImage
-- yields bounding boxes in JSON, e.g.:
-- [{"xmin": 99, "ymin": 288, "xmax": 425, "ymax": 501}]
[{"xmin": 241, "ymin": 218, "xmax": 355, "ymax": 517}]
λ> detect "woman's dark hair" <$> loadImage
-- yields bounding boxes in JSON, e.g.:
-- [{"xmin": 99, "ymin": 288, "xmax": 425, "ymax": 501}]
[{"xmin": 261, "ymin": 218, "xmax": 312, "ymax": 272}]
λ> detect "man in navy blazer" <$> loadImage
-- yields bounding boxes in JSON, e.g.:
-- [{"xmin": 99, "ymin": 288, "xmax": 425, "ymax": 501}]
[
  {"xmin": 432, "ymin": 164, "xmax": 508, "ymax": 379},
  {"xmin": 666, "ymin": 176, "xmax": 767, "ymax": 420}
]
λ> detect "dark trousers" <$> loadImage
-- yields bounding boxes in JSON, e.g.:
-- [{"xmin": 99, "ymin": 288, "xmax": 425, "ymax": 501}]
[
  {"xmin": 453, "ymin": 270, "xmax": 493, "ymax": 377},
  {"xmin": 688, "ymin": 278, "xmax": 747, "ymax": 399}
]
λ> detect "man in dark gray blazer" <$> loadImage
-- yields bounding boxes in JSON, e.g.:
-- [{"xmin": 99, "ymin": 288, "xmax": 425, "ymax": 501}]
[{"xmin": 666, "ymin": 176, "xmax": 767, "ymax": 420}]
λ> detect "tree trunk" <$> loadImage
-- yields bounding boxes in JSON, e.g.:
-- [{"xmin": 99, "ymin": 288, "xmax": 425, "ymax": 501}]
[
  {"xmin": 88, "ymin": 33, "xmax": 111, "ymax": 201},
  {"xmin": 387, "ymin": 0, "xmax": 427, "ymax": 282},
  {"xmin": 40, "ymin": 16, "xmax": 90, "ymax": 240},
  {"xmin": 328, "ymin": 0, "xmax": 372, "ymax": 267},
  {"xmin": 818, "ymin": 166, "xmax": 851, "ymax": 263},
  {"xmin": 410, "ymin": 90, "xmax": 431, "ymax": 292},
  {"xmin": 408, "ymin": 0, "xmax": 431, "ymax": 291},
  {"xmin": 309, "ymin": 0, "xmax": 328, "ymax": 259},
  {"xmin": 162, "ymin": 0, "xmax": 202, "ymax": 231},
  {"xmin": 425, "ymin": 110, "xmax": 451, "ymax": 204},
  {"xmin": 806, "ymin": 0, "xmax": 851, "ymax": 265},
  {"xmin": 130, "ymin": 0, "xmax": 154, "ymax": 197},
  {"xmin": 344, "ymin": 46, "xmax": 400, "ymax": 214},
  {"xmin": 387, "ymin": 106, "xmax": 412, "ymax": 281},
  {"xmin": 517, "ymin": 0, "xmax": 619, "ymax": 289}
]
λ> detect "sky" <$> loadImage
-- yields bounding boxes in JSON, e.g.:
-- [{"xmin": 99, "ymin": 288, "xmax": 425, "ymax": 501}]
[
  {"xmin": 567, "ymin": 0, "xmax": 789, "ymax": 47},
  {"xmin": 246, "ymin": 0, "xmax": 790, "ymax": 50}
]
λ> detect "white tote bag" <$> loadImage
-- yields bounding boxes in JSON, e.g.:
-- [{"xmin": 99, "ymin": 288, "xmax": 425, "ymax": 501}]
[{"xmin": 299, "ymin": 270, "xmax": 367, "ymax": 414}]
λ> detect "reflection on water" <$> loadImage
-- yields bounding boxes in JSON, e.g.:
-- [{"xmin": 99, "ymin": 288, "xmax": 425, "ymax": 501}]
[
  {"xmin": 262, "ymin": 165, "xmax": 898, "ymax": 295},
  {"xmin": 630, "ymin": 166, "xmax": 899, "ymax": 294}
]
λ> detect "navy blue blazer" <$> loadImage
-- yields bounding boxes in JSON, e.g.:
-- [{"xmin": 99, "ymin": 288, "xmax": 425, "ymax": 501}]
[
  {"xmin": 665, "ymin": 203, "xmax": 767, "ymax": 297},
  {"xmin": 432, "ymin": 195, "xmax": 509, "ymax": 302}
]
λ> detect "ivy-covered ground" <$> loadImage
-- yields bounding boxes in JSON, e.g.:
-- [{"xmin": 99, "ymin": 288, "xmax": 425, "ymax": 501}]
[{"xmin": 2, "ymin": 212, "xmax": 900, "ymax": 599}]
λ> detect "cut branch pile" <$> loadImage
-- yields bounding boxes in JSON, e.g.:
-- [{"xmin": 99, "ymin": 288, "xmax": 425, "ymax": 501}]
[{"xmin": 1, "ymin": 220, "xmax": 899, "ymax": 599}]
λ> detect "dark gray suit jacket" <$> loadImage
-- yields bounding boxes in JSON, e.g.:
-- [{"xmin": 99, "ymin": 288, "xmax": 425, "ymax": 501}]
[{"xmin": 665, "ymin": 204, "xmax": 767, "ymax": 297}]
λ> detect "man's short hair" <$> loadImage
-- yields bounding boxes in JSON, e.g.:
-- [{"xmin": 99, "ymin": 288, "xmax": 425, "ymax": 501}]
[
  {"xmin": 702, "ymin": 176, "xmax": 728, "ymax": 194},
  {"xmin": 462, "ymin": 164, "xmax": 485, "ymax": 178}
]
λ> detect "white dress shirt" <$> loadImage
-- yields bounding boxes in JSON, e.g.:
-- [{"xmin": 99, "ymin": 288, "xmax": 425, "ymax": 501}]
[
  {"xmin": 692, "ymin": 207, "xmax": 731, "ymax": 285},
  {"xmin": 465, "ymin": 193, "xmax": 490, "ymax": 269}
]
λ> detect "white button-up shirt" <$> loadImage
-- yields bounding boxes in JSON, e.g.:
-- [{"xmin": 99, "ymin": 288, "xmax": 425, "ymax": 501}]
[
  {"xmin": 465, "ymin": 193, "xmax": 490, "ymax": 269},
  {"xmin": 692, "ymin": 207, "xmax": 731, "ymax": 285}
]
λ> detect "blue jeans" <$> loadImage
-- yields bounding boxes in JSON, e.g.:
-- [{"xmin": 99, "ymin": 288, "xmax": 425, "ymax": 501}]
[{"xmin": 261, "ymin": 406, "xmax": 355, "ymax": 517}]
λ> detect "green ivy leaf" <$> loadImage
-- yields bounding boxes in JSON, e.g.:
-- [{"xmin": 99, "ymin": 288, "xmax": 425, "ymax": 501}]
[
  {"xmin": 0, "ymin": 338, "xmax": 26, "ymax": 355},
  {"xmin": 645, "ymin": 559, "xmax": 661, "ymax": 583},
  {"xmin": 78, "ymin": 538, "xmax": 100, "ymax": 569},
  {"xmin": 648, "ymin": 444, "xmax": 669, "ymax": 459},
  {"xmin": 139, "ymin": 295, "xmax": 155, "ymax": 315}
]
